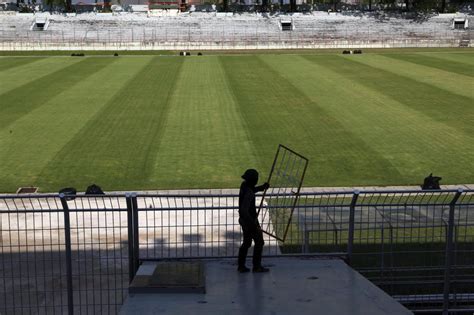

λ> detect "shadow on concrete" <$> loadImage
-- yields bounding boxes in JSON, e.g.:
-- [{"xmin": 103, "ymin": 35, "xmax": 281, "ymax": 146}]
[{"xmin": 0, "ymin": 228, "xmax": 282, "ymax": 314}]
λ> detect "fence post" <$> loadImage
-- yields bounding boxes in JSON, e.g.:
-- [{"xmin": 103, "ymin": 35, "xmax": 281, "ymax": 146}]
[
  {"xmin": 126, "ymin": 193, "xmax": 135, "ymax": 282},
  {"xmin": 131, "ymin": 193, "xmax": 139, "ymax": 275},
  {"xmin": 59, "ymin": 194, "xmax": 74, "ymax": 315},
  {"xmin": 442, "ymin": 188, "xmax": 463, "ymax": 315},
  {"xmin": 347, "ymin": 190, "xmax": 359, "ymax": 266}
]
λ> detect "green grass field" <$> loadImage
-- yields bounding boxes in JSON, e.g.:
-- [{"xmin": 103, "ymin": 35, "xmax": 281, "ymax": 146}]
[{"xmin": 0, "ymin": 50, "xmax": 473, "ymax": 193}]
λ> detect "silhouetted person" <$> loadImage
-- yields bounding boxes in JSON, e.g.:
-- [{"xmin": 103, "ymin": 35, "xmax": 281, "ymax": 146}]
[{"xmin": 238, "ymin": 169, "xmax": 270, "ymax": 273}]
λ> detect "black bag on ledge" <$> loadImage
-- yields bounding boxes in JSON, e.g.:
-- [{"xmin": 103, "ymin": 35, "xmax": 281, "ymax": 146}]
[
  {"xmin": 85, "ymin": 184, "xmax": 105, "ymax": 195},
  {"xmin": 421, "ymin": 173, "xmax": 442, "ymax": 190},
  {"xmin": 59, "ymin": 187, "xmax": 77, "ymax": 200}
]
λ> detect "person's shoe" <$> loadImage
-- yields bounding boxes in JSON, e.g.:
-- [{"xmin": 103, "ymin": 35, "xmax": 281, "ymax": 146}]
[
  {"xmin": 238, "ymin": 266, "xmax": 250, "ymax": 273},
  {"xmin": 252, "ymin": 266, "xmax": 270, "ymax": 273}
]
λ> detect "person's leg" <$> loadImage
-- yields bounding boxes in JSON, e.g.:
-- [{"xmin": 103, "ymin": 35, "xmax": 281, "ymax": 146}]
[
  {"xmin": 252, "ymin": 228, "xmax": 268, "ymax": 272},
  {"xmin": 238, "ymin": 224, "xmax": 252, "ymax": 272}
]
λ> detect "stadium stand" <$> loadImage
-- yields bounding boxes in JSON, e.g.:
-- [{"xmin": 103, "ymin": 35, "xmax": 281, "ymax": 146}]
[{"xmin": 0, "ymin": 11, "xmax": 472, "ymax": 50}]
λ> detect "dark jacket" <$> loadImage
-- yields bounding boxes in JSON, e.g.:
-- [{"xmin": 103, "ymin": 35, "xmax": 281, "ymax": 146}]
[{"xmin": 239, "ymin": 181, "xmax": 266, "ymax": 228}]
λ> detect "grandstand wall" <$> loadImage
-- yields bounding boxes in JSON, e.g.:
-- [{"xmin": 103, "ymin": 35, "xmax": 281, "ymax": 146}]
[{"xmin": 0, "ymin": 11, "xmax": 472, "ymax": 50}]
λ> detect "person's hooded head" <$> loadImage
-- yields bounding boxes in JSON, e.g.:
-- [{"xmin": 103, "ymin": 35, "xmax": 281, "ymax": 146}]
[{"xmin": 241, "ymin": 169, "xmax": 259, "ymax": 187}]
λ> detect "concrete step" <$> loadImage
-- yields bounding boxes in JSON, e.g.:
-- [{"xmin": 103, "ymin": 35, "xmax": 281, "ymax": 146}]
[{"xmin": 459, "ymin": 39, "xmax": 470, "ymax": 47}]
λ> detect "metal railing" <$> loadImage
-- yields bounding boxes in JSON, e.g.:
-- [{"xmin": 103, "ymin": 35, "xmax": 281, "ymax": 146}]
[{"xmin": 1, "ymin": 188, "xmax": 473, "ymax": 314}]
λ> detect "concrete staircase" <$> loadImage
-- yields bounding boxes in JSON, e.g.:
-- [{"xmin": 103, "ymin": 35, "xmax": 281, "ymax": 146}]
[{"xmin": 459, "ymin": 35, "xmax": 470, "ymax": 47}]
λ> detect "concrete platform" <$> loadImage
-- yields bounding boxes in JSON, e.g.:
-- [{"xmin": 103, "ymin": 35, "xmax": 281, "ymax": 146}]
[{"xmin": 120, "ymin": 257, "xmax": 412, "ymax": 315}]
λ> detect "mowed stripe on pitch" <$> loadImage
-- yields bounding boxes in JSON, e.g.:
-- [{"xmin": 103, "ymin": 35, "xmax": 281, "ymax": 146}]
[
  {"xmin": 0, "ymin": 57, "xmax": 149, "ymax": 192},
  {"xmin": 150, "ymin": 57, "xmax": 257, "ymax": 189},
  {"xmin": 273, "ymin": 55, "xmax": 473, "ymax": 184},
  {"xmin": 318, "ymin": 55, "xmax": 473, "ymax": 136},
  {"xmin": 0, "ymin": 57, "xmax": 44, "ymax": 72},
  {"xmin": 38, "ymin": 57, "xmax": 183, "ymax": 191},
  {"xmin": 418, "ymin": 52, "xmax": 474, "ymax": 67},
  {"xmin": 384, "ymin": 53, "xmax": 474, "ymax": 77},
  {"xmin": 0, "ymin": 58, "xmax": 112, "ymax": 131},
  {"xmin": 220, "ymin": 55, "xmax": 403, "ymax": 187},
  {"xmin": 0, "ymin": 57, "xmax": 83, "ymax": 95},
  {"xmin": 348, "ymin": 54, "xmax": 473, "ymax": 99}
]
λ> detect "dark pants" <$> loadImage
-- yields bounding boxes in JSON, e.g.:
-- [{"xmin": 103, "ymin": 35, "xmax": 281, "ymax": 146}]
[{"xmin": 238, "ymin": 219, "xmax": 265, "ymax": 268}]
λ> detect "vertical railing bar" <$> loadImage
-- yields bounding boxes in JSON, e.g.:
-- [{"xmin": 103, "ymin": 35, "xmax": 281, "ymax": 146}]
[
  {"xmin": 131, "ymin": 194, "xmax": 139, "ymax": 276},
  {"xmin": 112, "ymin": 198, "xmax": 118, "ymax": 311},
  {"xmin": 53, "ymin": 198, "xmax": 61, "ymax": 314},
  {"xmin": 10, "ymin": 200, "xmax": 18, "ymax": 313},
  {"xmin": 145, "ymin": 200, "xmax": 149, "ymax": 261},
  {"xmin": 125, "ymin": 194, "xmax": 135, "ymax": 283},
  {"xmin": 153, "ymin": 197, "xmax": 157, "ymax": 261},
  {"xmin": 159, "ymin": 197, "xmax": 164, "ymax": 258},
  {"xmin": 24, "ymin": 198, "xmax": 33, "ymax": 310},
  {"xmin": 94, "ymin": 196, "xmax": 101, "ymax": 314},
  {"xmin": 167, "ymin": 197, "xmax": 171, "ymax": 259},
  {"xmin": 442, "ymin": 188, "xmax": 463, "ymax": 315},
  {"xmin": 32, "ymin": 199, "xmax": 40, "ymax": 309},
  {"xmin": 180, "ymin": 196, "xmax": 184, "ymax": 258},
  {"xmin": 1, "ymin": 201, "xmax": 7, "ymax": 313},
  {"xmin": 59, "ymin": 194, "xmax": 74, "ymax": 315},
  {"xmin": 17, "ymin": 200, "xmax": 24, "ymax": 311},
  {"xmin": 80, "ymin": 199, "xmax": 87, "ymax": 314},
  {"xmin": 347, "ymin": 190, "xmax": 360, "ymax": 266}
]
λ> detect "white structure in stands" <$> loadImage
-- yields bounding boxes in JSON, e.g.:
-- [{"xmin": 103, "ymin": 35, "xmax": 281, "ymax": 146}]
[
  {"xmin": 280, "ymin": 17, "xmax": 293, "ymax": 31},
  {"xmin": 0, "ymin": 11, "xmax": 472, "ymax": 50},
  {"xmin": 128, "ymin": 5, "xmax": 148, "ymax": 12},
  {"xmin": 30, "ymin": 15, "xmax": 50, "ymax": 31},
  {"xmin": 453, "ymin": 15, "xmax": 469, "ymax": 29}
]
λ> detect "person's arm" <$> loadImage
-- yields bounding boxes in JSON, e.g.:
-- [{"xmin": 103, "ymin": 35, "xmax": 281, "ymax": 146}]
[
  {"xmin": 255, "ymin": 182, "xmax": 270, "ymax": 193},
  {"xmin": 240, "ymin": 190, "xmax": 257, "ymax": 227}
]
